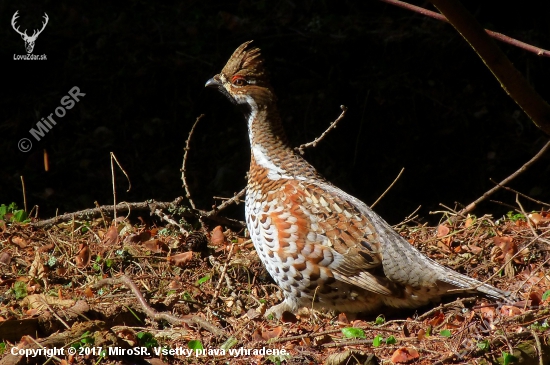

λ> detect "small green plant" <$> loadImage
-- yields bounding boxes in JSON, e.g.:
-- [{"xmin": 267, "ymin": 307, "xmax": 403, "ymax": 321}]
[
  {"xmin": 477, "ymin": 340, "xmax": 490, "ymax": 350},
  {"xmin": 71, "ymin": 331, "xmax": 95, "ymax": 351},
  {"xmin": 0, "ymin": 342, "xmax": 6, "ymax": 355},
  {"xmin": 542, "ymin": 290, "xmax": 550, "ymax": 301},
  {"xmin": 266, "ymin": 353, "xmax": 292, "ymax": 365},
  {"xmin": 341, "ymin": 327, "xmax": 366, "ymax": 339},
  {"xmin": 137, "ymin": 332, "xmax": 158, "ymax": 349},
  {"xmin": 440, "ymin": 329, "xmax": 452, "ymax": 338},
  {"xmin": 188, "ymin": 340, "xmax": 204, "ymax": 354},
  {"xmin": 386, "ymin": 335, "xmax": 397, "ymax": 345},
  {"xmin": 374, "ymin": 315, "xmax": 385, "ymax": 325},
  {"xmin": 13, "ymin": 281, "xmax": 27, "ymax": 299},
  {"xmin": 0, "ymin": 203, "xmax": 29, "ymax": 223},
  {"xmin": 372, "ymin": 335, "xmax": 383, "ymax": 347},
  {"xmin": 506, "ymin": 211, "xmax": 525, "ymax": 222},
  {"xmin": 501, "ymin": 351, "xmax": 517, "ymax": 365},
  {"xmin": 196, "ymin": 275, "xmax": 210, "ymax": 286}
]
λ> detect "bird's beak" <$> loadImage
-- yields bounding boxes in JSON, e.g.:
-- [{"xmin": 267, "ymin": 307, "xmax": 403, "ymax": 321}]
[{"xmin": 205, "ymin": 76, "xmax": 221, "ymax": 88}]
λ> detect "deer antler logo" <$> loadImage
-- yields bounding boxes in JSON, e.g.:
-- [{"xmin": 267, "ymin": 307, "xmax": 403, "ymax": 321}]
[{"xmin": 11, "ymin": 11, "xmax": 49, "ymax": 54}]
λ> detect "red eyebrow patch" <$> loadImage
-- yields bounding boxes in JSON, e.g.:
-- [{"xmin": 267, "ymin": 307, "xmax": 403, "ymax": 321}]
[{"xmin": 231, "ymin": 75, "xmax": 246, "ymax": 83}]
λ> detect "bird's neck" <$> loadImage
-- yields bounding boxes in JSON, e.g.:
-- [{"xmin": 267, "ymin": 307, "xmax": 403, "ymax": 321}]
[{"xmin": 244, "ymin": 93, "xmax": 319, "ymax": 182}]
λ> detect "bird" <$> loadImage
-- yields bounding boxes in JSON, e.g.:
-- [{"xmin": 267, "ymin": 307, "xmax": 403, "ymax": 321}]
[{"xmin": 205, "ymin": 41, "xmax": 511, "ymax": 319}]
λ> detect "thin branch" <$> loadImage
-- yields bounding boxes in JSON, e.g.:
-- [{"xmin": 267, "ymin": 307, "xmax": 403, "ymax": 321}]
[
  {"xmin": 371, "ymin": 167, "xmax": 404, "ymax": 208},
  {"xmin": 459, "ymin": 139, "xmax": 550, "ymax": 216},
  {"xmin": 295, "ymin": 105, "xmax": 348, "ymax": 155},
  {"xmin": 153, "ymin": 208, "xmax": 189, "ymax": 236},
  {"xmin": 489, "ymin": 179, "xmax": 550, "ymax": 208},
  {"xmin": 110, "ymin": 152, "xmax": 132, "ymax": 224},
  {"xmin": 429, "ymin": 0, "xmax": 550, "ymax": 135},
  {"xmin": 20, "ymin": 176, "xmax": 27, "ymax": 213},
  {"xmin": 181, "ymin": 114, "xmax": 204, "ymax": 209},
  {"xmin": 30, "ymin": 197, "xmax": 246, "ymax": 229},
  {"xmin": 92, "ymin": 275, "xmax": 227, "ymax": 338},
  {"xmin": 205, "ymin": 188, "xmax": 246, "ymax": 217},
  {"xmin": 379, "ymin": 0, "xmax": 550, "ymax": 58},
  {"xmin": 210, "ymin": 242, "xmax": 236, "ymax": 306}
]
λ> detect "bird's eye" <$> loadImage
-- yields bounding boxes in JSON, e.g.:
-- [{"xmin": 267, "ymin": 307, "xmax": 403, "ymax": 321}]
[{"xmin": 231, "ymin": 75, "xmax": 247, "ymax": 86}]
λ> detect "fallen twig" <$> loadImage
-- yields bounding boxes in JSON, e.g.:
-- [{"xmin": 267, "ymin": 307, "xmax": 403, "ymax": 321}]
[
  {"xmin": 31, "ymin": 197, "xmax": 245, "ymax": 228},
  {"xmin": 92, "ymin": 275, "xmax": 227, "ymax": 338}
]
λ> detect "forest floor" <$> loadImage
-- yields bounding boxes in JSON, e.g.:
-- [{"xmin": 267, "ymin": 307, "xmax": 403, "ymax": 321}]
[{"xmin": 0, "ymin": 202, "xmax": 549, "ymax": 365}]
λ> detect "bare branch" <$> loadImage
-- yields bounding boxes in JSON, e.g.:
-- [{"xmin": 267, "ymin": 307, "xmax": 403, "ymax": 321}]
[
  {"xmin": 428, "ymin": 0, "xmax": 550, "ymax": 136},
  {"xmin": 30, "ymin": 197, "xmax": 246, "ymax": 229},
  {"xmin": 459, "ymin": 139, "xmax": 550, "ymax": 216},
  {"xmin": 181, "ymin": 114, "xmax": 204, "ymax": 210},
  {"xmin": 379, "ymin": 0, "xmax": 550, "ymax": 58},
  {"xmin": 371, "ymin": 167, "xmax": 405, "ymax": 208},
  {"xmin": 295, "ymin": 105, "xmax": 348, "ymax": 155}
]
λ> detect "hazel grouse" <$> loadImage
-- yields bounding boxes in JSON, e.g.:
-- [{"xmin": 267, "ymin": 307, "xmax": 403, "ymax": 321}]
[{"xmin": 205, "ymin": 41, "xmax": 510, "ymax": 318}]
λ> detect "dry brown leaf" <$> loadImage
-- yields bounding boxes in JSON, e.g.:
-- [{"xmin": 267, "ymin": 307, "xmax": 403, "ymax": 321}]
[
  {"xmin": 84, "ymin": 287, "xmax": 94, "ymax": 298},
  {"xmin": 262, "ymin": 326, "xmax": 283, "ymax": 340},
  {"xmin": 391, "ymin": 347, "xmax": 419, "ymax": 363},
  {"xmin": 464, "ymin": 216, "xmax": 474, "ymax": 228},
  {"xmin": 500, "ymin": 305, "xmax": 522, "ymax": 317},
  {"xmin": 167, "ymin": 251, "xmax": 193, "ymax": 267},
  {"xmin": 246, "ymin": 308, "xmax": 261, "ymax": 320},
  {"xmin": 338, "ymin": 312, "xmax": 349, "ymax": 324},
  {"xmin": 29, "ymin": 252, "xmax": 46, "ymax": 280},
  {"xmin": 21, "ymin": 294, "xmax": 75, "ymax": 312},
  {"xmin": 529, "ymin": 213, "xmax": 543, "ymax": 225},
  {"xmin": 210, "ymin": 226, "xmax": 226, "ymax": 246},
  {"xmin": 0, "ymin": 251, "xmax": 12, "ymax": 265},
  {"xmin": 9, "ymin": 236, "xmax": 28, "ymax": 248},
  {"xmin": 467, "ymin": 245, "xmax": 483, "ymax": 255},
  {"xmin": 75, "ymin": 243, "xmax": 91, "ymax": 268},
  {"xmin": 103, "ymin": 225, "xmax": 119, "ymax": 245},
  {"xmin": 252, "ymin": 328, "xmax": 264, "ymax": 342},
  {"xmin": 143, "ymin": 239, "xmax": 167, "ymax": 253},
  {"xmin": 437, "ymin": 224, "xmax": 450, "ymax": 238},
  {"xmin": 427, "ymin": 311, "xmax": 444, "ymax": 327}
]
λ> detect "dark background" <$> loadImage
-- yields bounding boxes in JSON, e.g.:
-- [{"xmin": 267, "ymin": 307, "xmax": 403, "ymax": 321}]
[{"xmin": 1, "ymin": 1, "xmax": 549, "ymax": 225}]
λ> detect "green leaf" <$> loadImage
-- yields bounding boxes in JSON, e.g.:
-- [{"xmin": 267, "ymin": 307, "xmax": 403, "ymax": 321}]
[
  {"xmin": 12, "ymin": 210, "xmax": 28, "ymax": 223},
  {"xmin": 196, "ymin": 275, "xmax": 210, "ymax": 285},
  {"xmin": 220, "ymin": 336, "xmax": 238, "ymax": 351},
  {"xmin": 440, "ymin": 329, "xmax": 452, "ymax": 338},
  {"xmin": 477, "ymin": 340, "xmax": 490, "ymax": 350},
  {"xmin": 372, "ymin": 335, "xmax": 383, "ymax": 347},
  {"xmin": 0, "ymin": 204, "xmax": 7, "ymax": 218},
  {"xmin": 188, "ymin": 340, "xmax": 204, "ymax": 351},
  {"xmin": 375, "ymin": 315, "xmax": 385, "ymax": 325},
  {"xmin": 342, "ymin": 327, "xmax": 366, "ymax": 339},
  {"xmin": 542, "ymin": 290, "xmax": 550, "ymax": 301},
  {"xmin": 386, "ymin": 335, "xmax": 397, "ymax": 345},
  {"xmin": 501, "ymin": 351, "xmax": 517, "ymax": 365},
  {"xmin": 425, "ymin": 326, "xmax": 432, "ymax": 337},
  {"xmin": 13, "ymin": 281, "xmax": 27, "ymax": 299},
  {"xmin": 137, "ymin": 332, "xmax": 158, "ymax": 348},
  {"xmin": 0, "ymin": 342, "xmax": 6, "ymax": 355}
]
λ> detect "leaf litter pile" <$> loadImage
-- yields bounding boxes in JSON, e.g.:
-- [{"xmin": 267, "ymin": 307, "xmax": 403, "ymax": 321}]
[{"xmin": 0, "ymin": 206, "xmax": 549, "ymax": 365}]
